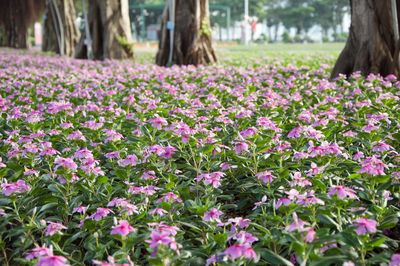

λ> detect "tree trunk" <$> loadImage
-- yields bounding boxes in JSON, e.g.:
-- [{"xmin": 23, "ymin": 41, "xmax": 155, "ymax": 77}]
[
  {"xmin": 267, "ymin": 25, "xmax": 272, "ymax": 42},
  {"xmin": 331, "ymin": 0, "xmax": 400, "ymax": 78},
  {"xmin": 155, "ymin": 0, "xmax": 217, "ymax": 66},
  {"xmin": 0, "ymin": 0, "xmax": 42, "ymax": 48},
  {"xmin": 273, "ymin": 25, "xmax": 279, "ymax": 42},
  {"xmin": 42, "ymin": 0, "xmax": 79, "ymax": 56},
  {"xmin": 75, "ymin": 0, "xmax": 133, "ymax": 60}
]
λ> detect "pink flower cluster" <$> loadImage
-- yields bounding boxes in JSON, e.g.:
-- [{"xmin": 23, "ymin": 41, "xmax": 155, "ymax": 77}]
[
  {"xmin": 1, "ymin": 179, "xmax": 30, "ymax": 196},
  {"xmin": 359, "ymin": 156, "xmax": 388, "ymax": 176},
  {"xmin": 111, "ymin": 220, "xmax": 136, "ymax": 237},
  {"xmin": 196, "ymin": 172, "xmax": 226, "ymax": 188},
  {"xmin": 146, "ymin": 222, "xmax": 180, "ymax": 254},
  {"xmin": 26, "ymin": 245, "xmax": 69, "ymax": 266}
]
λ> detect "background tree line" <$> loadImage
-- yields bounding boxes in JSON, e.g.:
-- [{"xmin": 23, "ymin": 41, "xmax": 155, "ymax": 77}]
[{"xmin": 131, "ymin": 0, "xmax": 349, "ymax": 43}]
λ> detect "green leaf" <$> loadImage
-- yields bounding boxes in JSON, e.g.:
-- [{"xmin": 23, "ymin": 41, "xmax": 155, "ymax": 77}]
[
  {"xmin": 339, "ymin": 232, "xmax": 361, "ymax": 248},
  {"xmin": 309, "ymin": 255, "xmax": 348, "ymax": 266},
  {"xmin": 260, "ymin": 249, "xmax": 294, "ymax": 266},
  {"xmin": 177, "ymin": 221, "xmax": 202, "ymax": 233},
  {"xmin": 38, "ymin": 202, "xmax": 59, "ymax": 214},
  {"xmin": 96, "ymin": 176, "xmax": 108, "ymax": 184},
  {"xmin": 379, "ymin": 215, "xmax": 399, "ymax": 229},
  {"xmin": 367, "ymin": 237, "xmax": 387, "ymax": 248},
  {"xmin": 318, "ymin": 214, "xmax": 340, "ymax": 230}
]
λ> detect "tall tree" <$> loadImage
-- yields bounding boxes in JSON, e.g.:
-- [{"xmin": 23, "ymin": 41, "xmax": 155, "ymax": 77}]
[
  {"xmin": 42, "ymin": 0, "xmax": 79, "ymax": 56},
  {"xmin": 75, "ymin": 0, "xmax": 133, "ymax": 60},
  {"xmin": 156, "ymin": 0, "xmax": 217, "ymax": 66},
  {"xmin": 332, "ymin": 0, "xmax": 400, "ymax": 78},
  {"xmin": 0, "ymin": 0, "xmax": 44, "ymax": 48},
  {"xmin": 279, "ymin": 0, "xmax": 315, "ymax": 36}
]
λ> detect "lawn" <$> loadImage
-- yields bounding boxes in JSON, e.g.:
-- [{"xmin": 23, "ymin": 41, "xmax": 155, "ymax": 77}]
[
  {"xmin": 0, "ymin": 47, "xmax": 399, "ymax": 266},
  {"xmin": 134, "ymin": 42, "xmax": 345, "ymax": 66}
]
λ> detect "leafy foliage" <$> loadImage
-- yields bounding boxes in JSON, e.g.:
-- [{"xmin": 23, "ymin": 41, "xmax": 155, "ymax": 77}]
[{"xmin": 0, "ymin": 50, "xmax": 399, "ymax": 265}]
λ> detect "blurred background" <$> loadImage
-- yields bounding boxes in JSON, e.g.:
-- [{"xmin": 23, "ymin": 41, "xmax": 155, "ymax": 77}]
[
  {"xmin": 0, "ymin": 0, "xmax": 350, "ymax": 64},
  {"xmin": 129, "ymin": 0, "xmax": 349, "ymax": 44}
]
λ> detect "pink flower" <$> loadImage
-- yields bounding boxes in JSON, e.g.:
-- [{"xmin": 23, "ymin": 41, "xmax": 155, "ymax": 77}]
[
  {"xmin": 231, "ymin": 231, "xmax": 258, "ymax": 244},
  {"xmin": 389, "ymin": 254, "xmax": 400, "ymax": 266},
  {"xmin": 296, "ymin": 191, "xmax": 324, "ymax": 206},
  {"xmin": 54, "ymin": 157, "xmax": 78, "ymax": 171},
  {"xmin": 306, "ymin": 162, "xmax": 321, "ymax": 176},
  {"xmin": 353, "ymin": 151, "xmax": 364, "ymax": 160},
  {"xmin": 286, "ymin": 213, "xmax": 309, "ymax": 232},
  {"xmin": 203, "ymin": 208, "xmax": 223, "ymax": 222},
  {"xmin": 257, "ymin": 117, "xmax": 281, "ymax": 132},
  {"xmin": 103, "ymin": 129, "xmax": 124, "ymax": 142},
  {"xmin": 93, "ymin": 256, "xmax": 134, "ymax": 266},
  {"xmin": 290, "ymin": 172, "xmax": 311, "ymax": 187},
  {"xmin": 234, "ymin": 142, "xmax": 249, "ymax": 154},
  {"xmin": 328, "ymin": 186, "xmax": 357, "ymax": 199},
  {"xmin": 220, "ymin": 162, "xmax": 232, "ymax": 171},
  {"xmin": 149, "ymin": 208, "xmax": 168, "ymax": 217},
  {"xmin": 1, "ymin": 179, "xmax": 30, "ymax": 196},
  {"xmin": 305, "ymin": 228, "xmax": 316, "ymax": 243},
  {"xmin": 288, "ymin": 126, "xmax": 303, "ymax": 138},
  {"xmin": 105, "ymin": 151, "xmax": 120, "ymax": 159},
  {"xmin": 142, "ymin": 170, "xmax": 156, "ymax": 180},
  {"xmin": 359, "ymin": 156, "xmax": 387, "ymax": 176},
  {"xmin": 293, "ymin": 151, "xmax": 309, "ymax": 160},
  {"xmin": 204, "ymin": 172, "xmax": 225, "ymax": 188},
  {"xmin": 343, "ymin": 131, "xmax": 357, "ymax": 137},
  {"xmin": 362, "ymin": 123, "xmax": 379, "ymax": 132},
  {"xmin": 118, "ymin": 154, "xmax": 138, "ymax": 167},
  {"xmin": 206, "ymin": 255, "xmax": 217, "ymax": 266},
  {"xmin": 73, "ymin": 205, "xmax": 87, "ymax": 214},
  {"xmin": 160, "ymin": 145, "xmax": 177, "ymax": 159},
  {"xmin": 24, "ymin": 169, "xmax": 39, "ymax": 176},
  {"xmin": 148, "ymin": 116, "xmax": 168, "ymax": 130},
  {"xmin": 227, "ymin": 217, "xmax": 251, "ymax": 229},
  {"xmin": 111, "ymin": 220, "xmax": 136, "ymax": 236},
  {"xmin": 353, "ymin": 218, "xmax": 377, "ymax": 235},
  {"xmin": 240, "ymin": 127, "xmax": 258, "ymax": 138},
  {"xmin": 74, "ymin": 148, "xmax": 93, "ymax": 159},
  {"xmin": 196, "ymin": 172, "xmax": 225, "ymax": 188},
  {"xmin": 224, "ymin": 244, "xmax": 257, "ymax": 260},
  {"xmin": 67, "ymin": 130, "xmax": 86, "ymax": 141},
  {"xmin": 255, "ymin": 170, "xmax": 275, "ymax": 184},
  {"xmin": 146, "ymin": 229, "xmax": 180, "ymax": 252},
  {"xmin": 383, "ymin": 190, "xmax": 393, "ymax": 200},
  {"xmin": 45, "ymin": 221, "xmax": 67, "ymax": 236},
  {"xmin": 275, "ymin": 198, "xmax": 291, "ymax": 209},
  {"xmin": 156, "ymin": 192, "xmax": 182, "ymax": 203},
  {"xmin": 253, "ymin": 195, "xmax": 267, "ymax": 210},
  {"xmin": 25, "ymin": 246, "xmax": 51, "ymax": 260},
  {"xmin": 372, "ymin": 141, "xmax": 392, "ymax": 152},
  {"xmin": 36, "ymin": 255, "xmax": 69, "ymax": 266},
  {"xmin": 90, "ymin": 208, "xmax": 112, "ymax": 221}
]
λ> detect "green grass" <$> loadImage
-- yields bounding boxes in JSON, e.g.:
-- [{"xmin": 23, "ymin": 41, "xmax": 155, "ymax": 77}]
[{"xmin": 134, "ymin": 42, "xmax": 345, "ymax": 66}]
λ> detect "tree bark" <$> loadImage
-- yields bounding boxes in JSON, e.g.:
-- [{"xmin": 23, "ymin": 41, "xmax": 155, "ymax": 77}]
[
  {"xmin": 156, "ymin": 0, "xmax": 217, "ymax": 66},
  {"xmin": 332, "ymin": 0, "xmax": 400, "ymax": 78},
  {"xmin": 42, "ymin": 0, "xmax": 79, "ymax": 57},
  {"xmin": 75, "ymin": 0, "xmax": 133, "ymax": 60},
  {"xmin": 0, "ymin": 0, "xmax": 44, "ymax": 49}
]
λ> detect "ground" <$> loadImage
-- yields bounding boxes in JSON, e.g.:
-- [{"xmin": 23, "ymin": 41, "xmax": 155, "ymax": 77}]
[{"xmin": 134, "ymin": 42, "xmax": 344, "ymax": 65}]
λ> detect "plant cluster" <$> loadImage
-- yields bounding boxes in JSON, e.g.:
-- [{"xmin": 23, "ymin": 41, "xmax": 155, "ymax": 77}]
[{"xmin": 0, "ymin": 51, "xmax": 399, "ymax": 265}]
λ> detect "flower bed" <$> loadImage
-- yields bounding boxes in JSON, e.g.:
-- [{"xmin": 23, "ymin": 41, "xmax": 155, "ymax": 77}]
[{"xmin": 0, "ymin": 51, "xmax": 399, "ymax": 265}]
